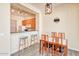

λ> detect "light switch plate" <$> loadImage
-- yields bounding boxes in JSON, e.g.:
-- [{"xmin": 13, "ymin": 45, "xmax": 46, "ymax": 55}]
[{"xmin": 0, "ymin": 33, "xmax": 4, "ymax": 37}]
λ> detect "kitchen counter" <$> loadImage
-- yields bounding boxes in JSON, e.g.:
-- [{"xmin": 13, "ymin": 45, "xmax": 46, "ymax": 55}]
[
  {"xmin": 11, "ymin": 30, "xmax": 38, "ymax": 33},
  {"xmin": 10, "ymin": 31, "xmax": 39, "ymax": 54}
]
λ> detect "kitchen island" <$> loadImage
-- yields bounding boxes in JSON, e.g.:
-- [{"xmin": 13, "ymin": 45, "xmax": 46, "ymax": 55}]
[{"xmin": 10, "ymin": 31, "xmax": 39, "ymax": 54}]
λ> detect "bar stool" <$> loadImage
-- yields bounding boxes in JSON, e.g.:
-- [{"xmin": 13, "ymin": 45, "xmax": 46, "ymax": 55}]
[
  {"xmin": 30, "ymin": 34, "xmax": 38, "ymax": 45},
  {"xmin": 19, "ymin": 36, "xmax": 28, "ymax": 55},
  {"xmin": 30, "ymin": 34, "xmax": 38, "ymax": 54}
]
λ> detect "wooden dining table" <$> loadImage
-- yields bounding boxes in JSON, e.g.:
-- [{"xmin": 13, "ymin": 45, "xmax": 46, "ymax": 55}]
[{"xmin": 39, "ymin": 38, "xmax": 68, "ymax": 56}]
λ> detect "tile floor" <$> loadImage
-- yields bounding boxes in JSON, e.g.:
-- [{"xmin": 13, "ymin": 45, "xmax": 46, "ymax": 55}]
[{"xmin": 11, "ymin": 43, "xmax": 79, "ymax": 56}]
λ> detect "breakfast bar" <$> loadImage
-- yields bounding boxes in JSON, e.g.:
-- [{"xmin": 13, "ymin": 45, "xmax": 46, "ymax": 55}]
[{"xmin": 10, "ymin": 31, "xmax": 38, "ymax": 54}]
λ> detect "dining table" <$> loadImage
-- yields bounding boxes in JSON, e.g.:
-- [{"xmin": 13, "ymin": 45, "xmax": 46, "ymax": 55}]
[{"xmin": 39, "ymin": 37, "xmax": 68, "ymax": 56}]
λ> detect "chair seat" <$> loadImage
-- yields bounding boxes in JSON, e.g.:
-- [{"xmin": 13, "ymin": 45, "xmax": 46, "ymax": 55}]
[
  {"xmin": 43, "ymin": 42, "xmax": 65, "ymax": 52},
  {"xmin": 59, "ymin": 47, "xmax": 64, "ymax": 53},
  {"xmin": 54, "ymin": 45, "xmax": 64, "ymax": 53},
  {"xmin": 43, "ymin": 43, "xmax": 52, "ymax": 48}
]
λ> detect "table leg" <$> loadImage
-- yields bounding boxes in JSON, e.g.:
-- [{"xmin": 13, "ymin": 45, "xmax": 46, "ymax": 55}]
[
  {"xmin": 39, "ymin": 40, "xmax": 41, "ymax": 54},
  {"xmin": 64, "ymin": 46, "xmax": 67, "ymax": 56}
]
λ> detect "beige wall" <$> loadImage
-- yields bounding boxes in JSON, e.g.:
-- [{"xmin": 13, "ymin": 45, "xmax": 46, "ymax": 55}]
[
  {"xmin": 42, "ymin": 4, "xmax": 79, "ymax": 50},
  {"xmin": 0, "ymin": 3, "xmax": 10, "ymax": 55}
]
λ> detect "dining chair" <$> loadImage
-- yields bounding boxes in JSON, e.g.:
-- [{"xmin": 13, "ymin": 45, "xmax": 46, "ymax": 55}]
[
  {"xmin": 51, "ymin": 32, "xmax": 62, "ymax": 56},
  {"xmin": 53, "ymin": 32, "xmax": 61, "ymax": 56},
  {"xmin": 58, "ymin": 33, "xmax": 65, "ymax": 39},
  {"xmin": 61, "ymin": 33, "xmax": 65, "ymax": 39},
  {"xmin": 41, "ymin": 34, "xmax": 49, "ymax": 55},
  {"xmin": 53, "ymin": 32, "xmax": 67, "ymax": 56},
  {"xmin": 62, "ymin": 39, "xmax": 68, "ymax": 56},
  {"xmin": 58, "ymin": 33, "xmax": 65, "ymax": 46},
  {"xmin": 50, "ymin": 32, "xmax": 57, "ymax": 55},
  {"xmin": 51, "ymin": 32, "xmax": 57, "ymax": 41}
]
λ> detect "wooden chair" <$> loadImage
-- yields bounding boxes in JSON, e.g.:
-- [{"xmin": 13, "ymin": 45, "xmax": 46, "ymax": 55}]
[
  {"xmin": 59, "ymin": 33, "xmax": 65, "ymax": 38},
  {"xmin": 53, "ymin": 32, "xmax": 67, "ymax": 56},
  {"xmin": 62, "ymin": 39, "xmax": 68, "ymax": 56},
  {"xmin": 58, "ymin": 33, "xmax": 65, "ymax": 44},
  {"xmin": 41, "ymin": 34, "xmax": 49, "ymax": 55},
  {"xmin": 50, "ymin": 32, "xmax": 57, "ymax": 55},
  {"xmin": 51, "ymin": 32, "xmax": 56, "ymax": 41},
  {"xmin": 55, "ymin": 38, "xmax": 68, "ymax": 56},
  {"xmin": 53, "ymin": 32, "xmax": 61, "ymax": 56}
]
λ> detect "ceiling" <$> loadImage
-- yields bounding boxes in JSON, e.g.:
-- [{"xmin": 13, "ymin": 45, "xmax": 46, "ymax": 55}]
[{"xmin": 30, "ymin": 3, "xmax": 63, "ymax": 12}]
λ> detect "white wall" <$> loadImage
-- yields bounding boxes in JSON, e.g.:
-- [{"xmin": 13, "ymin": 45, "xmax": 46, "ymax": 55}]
[
  {"xmin": 0, "ymin": 3, "xmax": 10, "ymax": 55},
  {"xmin": 42, "ymin": 4, "xmax": 79, "ymax": 51}
]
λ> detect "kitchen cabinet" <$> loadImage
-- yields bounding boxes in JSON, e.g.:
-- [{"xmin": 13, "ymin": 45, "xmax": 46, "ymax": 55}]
[{"xmin": 22, "ymin": 18, "xmax": 36, "ymax": 31}]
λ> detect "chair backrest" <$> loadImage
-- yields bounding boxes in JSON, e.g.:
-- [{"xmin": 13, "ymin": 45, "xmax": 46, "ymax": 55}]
[
  {"xmin": 61, "ymin": 33, "xmax": 65, "ymax": 39},
  {"xmin": 55, "ymin": 32, "xmax": 59, "ymax": 43},
  {"xmin": 41, "ymin": 34, "xmax": 48, "ymax": 41},
  {"xmin": 58, "ymin": 33, "xmax": 62, "ymax": 38},
  {"xmin": 62, "ymin": 39, "xmax": 68, "ymax": 46},
  {"xmin": 62, "ymin": 39, "xmax": 68, "ymax": 55},
  {"xmin": 51, "ymin": 32, "xmax": 56, "ymax": 41},
  {"xmin": 58, "ymin": 33, "xmax": 65, "ymax": 44},
  {"xmin": 58, "ymin": 33, "xmax": 65, "ymax": 39},
  {"xmin": 51, "ymin": 32, "xmax": 65, "ymax": 43},
  {"xmin": 51, "ymin": 32, "xmax": 59, "ymax": 43}
]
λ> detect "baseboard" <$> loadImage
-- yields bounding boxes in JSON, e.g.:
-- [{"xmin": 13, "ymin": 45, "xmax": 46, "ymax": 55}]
[
  {"xmin": 10, "ymin": 49, "xmax": 19, "ymax": 55},
  {"xmin": 10, "ymin": 43, "xmax": 39, "ymax": 55},
  {"xmin": 69, "ymin": 48, "xmax": 79, "ymax": 51}
]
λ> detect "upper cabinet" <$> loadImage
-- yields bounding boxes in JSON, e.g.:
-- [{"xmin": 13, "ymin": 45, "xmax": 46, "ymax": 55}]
[
  {"xmin": 10, "ymin": 4, "xmax": 36, "ymax": 33},
  {"xmin": 22, "ymin": 18, "xmax": 36, "ymax": 31}
]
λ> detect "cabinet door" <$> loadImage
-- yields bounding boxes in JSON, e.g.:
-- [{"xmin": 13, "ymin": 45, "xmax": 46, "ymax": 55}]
[
  {"xmin": 22, "ymin": 18, "xmax": 36, "ymax": 30},
  {"xmin": 11, "ymin": 34, "xmax": 19, "ymax": 54}
]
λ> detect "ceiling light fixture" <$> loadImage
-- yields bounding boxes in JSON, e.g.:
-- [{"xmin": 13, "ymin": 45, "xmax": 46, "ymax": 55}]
[{"xmin": 45, "ymin": 3, "xmax": 52, "ymax": 15}]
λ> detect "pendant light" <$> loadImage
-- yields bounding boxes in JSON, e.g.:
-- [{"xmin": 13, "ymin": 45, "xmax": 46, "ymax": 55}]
[{"xmin": 45, "ymin": 3, "xmax": 52, "ymax": 15}]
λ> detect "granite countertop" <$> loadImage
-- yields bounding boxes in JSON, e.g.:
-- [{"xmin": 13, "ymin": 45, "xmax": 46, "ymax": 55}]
[{"xmin": 11, "ymin": 30, "xmax": 38, "ymax": 34}]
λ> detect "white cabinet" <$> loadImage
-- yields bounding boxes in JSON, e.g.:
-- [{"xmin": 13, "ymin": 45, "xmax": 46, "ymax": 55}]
[{"xmin": 10, "ymin": 33, "xmax": 19, "ymax": 54}]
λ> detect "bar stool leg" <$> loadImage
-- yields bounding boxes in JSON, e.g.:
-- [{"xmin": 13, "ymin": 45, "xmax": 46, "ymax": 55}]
[
  {"xmin": 22, "ymin": 39, "xmax": 26, "ymax": 54},
  {"xmin": 21, "ymin": 40, "xmax": 24, "ymax": 56},
  {"xmin": 47, "ymin": 42, "xmax": 49, "ymax": 56},
  {"xmin": 18, "ymin": 39, "xmax": 21, "ymax": 56},
  {"xmin": 18, "ymin": 37, "xmax": 28, "ymax": 56}
]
